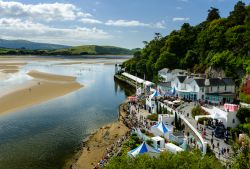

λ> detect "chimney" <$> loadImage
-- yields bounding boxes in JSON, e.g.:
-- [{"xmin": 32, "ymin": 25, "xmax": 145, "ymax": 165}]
[{"xmin": 205, "ymin": 73, "xmax": 210, "ymax": 86}]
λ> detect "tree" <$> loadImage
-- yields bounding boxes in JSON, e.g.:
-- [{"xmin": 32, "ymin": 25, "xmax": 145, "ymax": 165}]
[
  {"xmin": 237, "ymin": 108, "xmax": 250, "ymax": 123},
  {"xmin": 207, "ymin": 7, "xmax": 220, "ymax": 22},
  {"xmin": 228, "ymin": 1, "xmax": 247, "ymax": 26},
  {"xmin": 175, "ymin": 112, "xmax": 178, "ymax": 129},
  {"xmin": 155, "ymin": 51, "xmax": 177, "ymax": 71},
  {"xmin": 105, "ymin": 150, "xmax": 223, "ymax": 169}
]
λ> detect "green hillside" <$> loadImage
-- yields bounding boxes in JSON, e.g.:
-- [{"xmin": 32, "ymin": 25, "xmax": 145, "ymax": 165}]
[
  {"xmin": 0, "ymin": 45, "xmax": 137, "ymax": 56},
  {"xmin": 123, "ymin": 1, "xmax": 250, "ymax": 85},
  {"xmin": 0, "ymin": 39, "xmax": 70, "ymax": 50},
  {"xmin": 50, "ymin": 45, "xmax": 133, "ymax": 55}
]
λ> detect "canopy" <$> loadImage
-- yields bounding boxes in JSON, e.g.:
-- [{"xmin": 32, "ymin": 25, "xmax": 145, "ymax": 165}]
[
  {"xmin": 152, "ymin": 122, "xmax": 169, "ymax": 134},
  {"xmin": 128, "ymin": 96, "xmax": 137, "ymax": 101},
  {"xmin": 128, "ymin": 142, "xmax": 160, "ymax": 158},
  {"xmin": 122, "ymin": 72, "xmax": 144, "ymax": 84},
  {"xmin": 150, "ymin": 90, "xmax": 159, "ymax": 98}
]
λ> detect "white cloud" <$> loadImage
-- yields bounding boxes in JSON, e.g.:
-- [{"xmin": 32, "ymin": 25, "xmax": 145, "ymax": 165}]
[
  {"xmin": 176, "ymin": 6, "xmax": 183, "ymax": 10},
  {"xmin": 172, "ymin": 17, "xmax": 190, "ymax": 21},
  {"xmin": 105, "ymin": 20, "xmax": 150, "ymax": 27},
  {"xmin": 79, "ymin": 18, "xmax": 102, "ymax": 24},
  {"xmin": 0, "ymin": 0, "xmax": 92, "ymax": 21},
  {"xmin": 0, "ymin": 18, "xmax": 110, "ymax": 45},
  {"xmin": 77, "ymin": 12, "xmax": 92, "ymax": 18},
  {"xmin": 105, "ymin": 19, "xmax": 165, "ymax": 29},
  {"xmin": 179, "ymin": 0, "xmax": 188, "ymax": 2},
  {"xmin": 153, "ymin": 20, "xmax": 166, "ymax": 29}
]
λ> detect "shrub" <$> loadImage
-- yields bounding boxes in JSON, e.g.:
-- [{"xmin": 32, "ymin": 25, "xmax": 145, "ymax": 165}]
[
  {"xmin": 191, "ymin": 106, "xmax": 208, "ymax": 118},
  {"xmin": 146, "ymin": 139, "xmax": 154, "ymax": 146},
  {"xmin": 237, "ymin": 107, "xmax": 250, "ymax": 123},
  {"xmin": 239, "ymin": 92, "xmax": 250, "ymax": 104},
  {"xmin": 197, "ymin": 117, "xmax": 210, "ymax": 125},
  {"xmin": 147, "ymin": 114, "xmax": 158, "ymax": 121}
]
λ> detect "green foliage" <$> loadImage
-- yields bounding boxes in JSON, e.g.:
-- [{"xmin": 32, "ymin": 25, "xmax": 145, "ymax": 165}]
[
  {"xmin": 105, "ymin": 150, "xmax": 223, "ymax": 169},
  {"xmin": 123, "ymin": 2, "xmax": 250, "ymax": 83},
  {"xmin": 239, "ymin": 92, "xmax": 250, "ymax": 104},
  {"xmin": 191, "ymin": 106, "xmax": 207, "ymax": 118},
  {"xmin": 146, "ymin": 139, "xmax": 153, "ymax": 146},
  {"xmin": 0, "ymin": 45, "xmax": 135, "ymax": 56},
  {"xmin": 198, "ymin": 117, "xmax": 212, "ymax": 125},
  {"xmin": 237, "ymin": 108, "xmax": 250, "ymax": 123},
  {"xmin": 231, "ymin": 138, "xmax": 250, "ymax": 169},
  {"xmin": 207, "ymin": 7, "xmax": 220, "ymax": 22},
  {"xmin": 147, "ymin": 114, "xmax": 158, "ymax": 121}
]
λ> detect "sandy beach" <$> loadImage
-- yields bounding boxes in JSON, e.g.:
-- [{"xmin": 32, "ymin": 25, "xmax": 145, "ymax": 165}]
[
  {"xmin": 0, "ymin": 70, "xmax": 83, "ymax": 115},
  {"xmin": 67, "ymin": 104, "xmax": 129, "ymax": 169}
]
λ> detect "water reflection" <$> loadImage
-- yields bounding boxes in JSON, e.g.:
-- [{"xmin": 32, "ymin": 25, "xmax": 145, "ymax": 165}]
[{"xmin": 0, "ymin": 60, "xmax": 132, "ymax": 169}]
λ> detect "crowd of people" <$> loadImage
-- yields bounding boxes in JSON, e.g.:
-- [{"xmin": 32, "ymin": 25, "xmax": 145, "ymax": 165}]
[{"xmin": 92, "ymin": 101, "xmax": 144, "ymax": 169}]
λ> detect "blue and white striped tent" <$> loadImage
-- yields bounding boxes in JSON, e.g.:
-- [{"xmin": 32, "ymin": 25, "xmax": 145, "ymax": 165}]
[
  {"xmin": 128, "ymin": 142, "xmax": 160, "ymax": 158},
  {"xmin": 151, "ymin": 122, "xmax": 169, "ymax": 134}
]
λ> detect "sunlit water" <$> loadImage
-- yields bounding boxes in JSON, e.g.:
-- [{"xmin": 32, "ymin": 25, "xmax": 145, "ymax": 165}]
[{"xmin": 0, "ymin": 58, "xmax": 133, "ymax": 169}]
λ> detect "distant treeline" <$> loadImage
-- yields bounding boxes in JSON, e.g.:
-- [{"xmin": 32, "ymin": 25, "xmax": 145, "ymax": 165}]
[{"xmin": 0, "ymin": 45, "xmax": 140, "ymax": 56}]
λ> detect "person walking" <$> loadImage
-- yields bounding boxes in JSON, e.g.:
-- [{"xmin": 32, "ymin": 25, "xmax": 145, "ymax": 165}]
[
  {"xmin": 217, "ymin": 142, "xmax": 220, "ymax": 151},
  {"xmin": 211, "ymin": 138, "xmax": 213, "ymax": 145},
  {"xmin": 212, "ymin": 143, "xmax": 215, "ymax": 150}
]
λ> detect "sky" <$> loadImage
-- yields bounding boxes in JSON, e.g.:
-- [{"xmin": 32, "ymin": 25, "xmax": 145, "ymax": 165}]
[{"xmin": 0, "ymin": 0, "xmax": 249, "ymax": 49}]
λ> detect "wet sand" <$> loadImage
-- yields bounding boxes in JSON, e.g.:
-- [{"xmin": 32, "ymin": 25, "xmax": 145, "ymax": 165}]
[
  {"xmin": 67, "ymin": 104, "xmax": 129, "ymax": 169},
  {"xmin": 0, "ymin": 62, "xmax": 27, "ymax": 75},
  {"xmin": 0, "ymin": 71, "xmax": 83, "ymax": 115}
]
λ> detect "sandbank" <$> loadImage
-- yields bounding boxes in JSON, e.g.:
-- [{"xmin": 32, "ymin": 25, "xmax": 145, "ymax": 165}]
[{"xmin": 0, "ymin": 71, "xmax": 83, "ymax": 115}]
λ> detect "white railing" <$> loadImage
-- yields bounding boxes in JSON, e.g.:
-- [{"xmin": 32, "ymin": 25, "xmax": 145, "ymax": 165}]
[{"xmin": 179, "ymin": 115, "xmax": 207, "ymax": 155}]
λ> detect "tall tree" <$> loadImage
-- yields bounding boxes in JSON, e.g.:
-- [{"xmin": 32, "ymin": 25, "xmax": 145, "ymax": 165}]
[{"xmin": 207, "ymin": 7, "xmax": 220, "ymax": 22}]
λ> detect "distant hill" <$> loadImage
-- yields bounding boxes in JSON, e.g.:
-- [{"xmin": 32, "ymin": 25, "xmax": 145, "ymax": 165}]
[
  {"xmin": 47, "ymin": 45, "xmax": 134, "ymax": 55},
  {"xmin": 0, "ymin": 39, "xmax": 70, "ymax": 50},
  {"xmin": 0, "ymin": 45, "xmax": 136, "ymax": 56}
]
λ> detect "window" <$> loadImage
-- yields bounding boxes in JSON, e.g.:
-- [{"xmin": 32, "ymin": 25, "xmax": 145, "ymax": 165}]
[
  {"xmin": 194, "ymin": 85, "xmax": 196, "ymax": 91},
  {"xmin": 202, "ymin": 88, "xmax": 204, "ymax": 92},
  {"xmin": 225, "ymin": 85, "xmax": 227, "ymax": 91},
  {"xmin": 202, "ymin": 95, "xmax": 204, "ymax": 99},
  {"xmin": 217, "ymin": 86, "xmax": 219, "ymax": 91},
  {"xmin": 211, "ymin": 86, "xmax": 213, "ymax": 92},
  {"xmin": 233, "ymin": 119, "xmax": 235, "ymax": 123}
]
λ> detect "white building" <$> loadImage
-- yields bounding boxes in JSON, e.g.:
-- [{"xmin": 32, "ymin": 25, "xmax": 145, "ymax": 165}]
[
  {"xmin": 158, "ymin": 68, "xmax": 236, "ymax": 104},
  {"xmin": 200, "ymin": 106, "xmax": 240, "ymax": 128}
]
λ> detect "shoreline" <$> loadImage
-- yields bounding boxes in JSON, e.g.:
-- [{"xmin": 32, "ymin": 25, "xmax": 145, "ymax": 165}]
[
  {"xmin": 0, "ymin": 71, "xmax": 83, "ymax": 115},
  {"xmin": 65, "ymin": 102, "xmax": 130, "ymax": 169}
]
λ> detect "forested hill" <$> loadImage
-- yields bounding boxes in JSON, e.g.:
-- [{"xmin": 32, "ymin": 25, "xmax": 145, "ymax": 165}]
[
  {"xmin": 0, "ymin": 39, "xmax": 70, "ymax": 50},
  {"xmin": 123, "ymin": 1, "xmax": 250, "ymax": 85},
  {"xmin": 50, "ymin": 45, "xmax": 134, "ymax": 55},
  {"xmin": 0, "ymin": 45, "xmax": 137, "ymax": 56}
]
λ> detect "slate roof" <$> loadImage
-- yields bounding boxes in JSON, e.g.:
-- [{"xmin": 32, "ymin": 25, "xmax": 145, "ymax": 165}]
[
  {"xmin": 176, "ymin": 76, "xmax": 187, "ymax": 83},
  {"xmin": 159, "ymin": 82, "xmax": 171, "ymax": 87},
  {"xmin": 207, "ymin": 78, "xmax": 235, "ymax": 86},
  {"xmin": 209, "ymin": 78, "xmax": 225, "ymax": 86},
  {"xmin": 222, "ymin": 78, "xmax": 235, "ymax": 85},
  {"xmin": 194, "ymin": 78, "xmax": 206, "ymax": 87}
]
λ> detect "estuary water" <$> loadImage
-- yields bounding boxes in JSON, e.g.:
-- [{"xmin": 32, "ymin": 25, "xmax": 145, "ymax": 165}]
[{"xmin": 0, "ymin": 58, "xmax": 133, "ymax": 169}]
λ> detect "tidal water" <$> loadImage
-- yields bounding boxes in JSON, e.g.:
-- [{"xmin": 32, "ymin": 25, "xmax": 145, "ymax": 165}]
[{"xmin": 0, "ymin": 58, "xmax": 133, "ymax": 169}]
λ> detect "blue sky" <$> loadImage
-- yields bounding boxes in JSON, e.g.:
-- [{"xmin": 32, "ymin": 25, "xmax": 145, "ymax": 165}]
[{"xmin": 0, "ymin": 0, "xmax": 249, "ymax": 49}]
